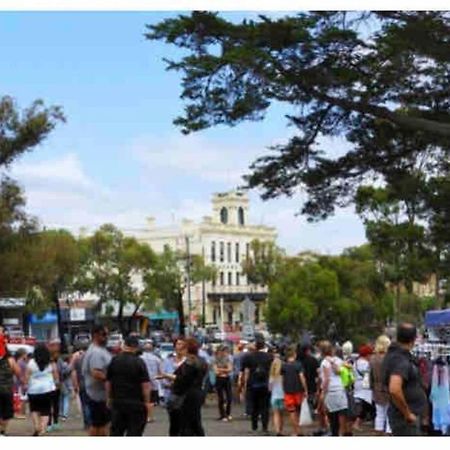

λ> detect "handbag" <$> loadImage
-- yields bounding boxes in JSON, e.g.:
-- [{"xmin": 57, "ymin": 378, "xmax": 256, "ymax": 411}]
[
  {"xmin": 299, "ymin": 397, "xmax": 313, "ymax": 426},
  {"xmin": 166, "ymin": 393, "xmax": 186, "ymax": 412}
]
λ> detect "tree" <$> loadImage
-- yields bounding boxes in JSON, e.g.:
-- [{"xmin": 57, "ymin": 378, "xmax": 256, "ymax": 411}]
[
  {"xmin": 242, "ymin": 239, "xmax": 285, "ymax": 287},
  {"xmin": 0, "ymin": 96, "xmax": 65, "ymax": 298},
  {"xmin": 266, "ymin": 260, "xmax": 339, "ymax": 338},
  {"xmin": 78, "ymin": 224, "xmax": 157, "ymax": 335},
  {"xmin": 146, "ymin": 12, "xmax": 450, "ymax": 220},
  {"xmin": 145, "ymin": 246, "xmax": 216, "ymax": 336}
]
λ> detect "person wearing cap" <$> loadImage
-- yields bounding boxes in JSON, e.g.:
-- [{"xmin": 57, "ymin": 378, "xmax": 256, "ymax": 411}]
[
  {"xmin": 106, "ymin": 335, "xmax": 151, "ymax": 436},
  {"xmin": 353, "ymin": 344, "xmax": 374, "ymax": 431}
]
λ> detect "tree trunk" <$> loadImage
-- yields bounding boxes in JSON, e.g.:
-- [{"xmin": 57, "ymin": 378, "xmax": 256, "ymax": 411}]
[
  {"xmin": 52, "ymin": 285, "xmax": 66, "ymax": 353},
  {"xmin": 176, "ymin": 291, "xmax": 186, "ymax": 337},
  {"xmin": 127, "ymin": 303, "xmax": 141, "ymax": 335},
  {"xmin": 117, "ymin": 301, "xmax": 125, "ymax": 336}
]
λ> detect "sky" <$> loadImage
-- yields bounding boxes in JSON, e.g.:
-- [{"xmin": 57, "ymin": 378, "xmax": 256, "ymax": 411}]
[{"xmin": 1, "ymin": 11, "xmax": 367, "ymax": 255}]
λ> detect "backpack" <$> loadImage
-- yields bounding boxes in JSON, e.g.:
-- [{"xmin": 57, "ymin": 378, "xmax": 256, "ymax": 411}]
[
  {"xmin": 252, "ymin": 357, "xmax": 269, "ymax": 386},
  {"xmin": 340, "ymin": 365, "xmax": 355, "ymax": 389}
]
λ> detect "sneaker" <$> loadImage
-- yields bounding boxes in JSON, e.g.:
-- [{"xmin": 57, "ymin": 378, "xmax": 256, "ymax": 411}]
[
  {"xmin": 46, "ymin": 425, "xmax": 54, "ymax": 433},
  {"xmin": 227, "ymin": 415, "xmax": 233, "ymax": 421},
  {"xmin": 52, "ymin": 423, "xmax": 61, "ymax": 431},
  {"xmin": 222, "ymin": 418, "xmax": 229, "ymax": 422}
]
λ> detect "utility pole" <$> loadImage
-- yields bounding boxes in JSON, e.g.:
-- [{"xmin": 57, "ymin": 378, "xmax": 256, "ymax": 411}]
[
  {"xmin": 185, "ymin": 235, "xmax": 192, "ymax": 337},
  {"xmin": 201, "ymin": 246, "xmax": 206, "ymax": 329}
]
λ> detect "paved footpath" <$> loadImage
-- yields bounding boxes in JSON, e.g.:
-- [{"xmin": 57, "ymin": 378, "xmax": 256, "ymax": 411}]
[{"xmin": 7, "ymin": 394, "xmax": 377, "ymax": 437}]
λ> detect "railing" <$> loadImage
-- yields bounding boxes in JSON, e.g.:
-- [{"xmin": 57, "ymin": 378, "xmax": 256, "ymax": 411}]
[{"xmin": 208, "ymin": 285, "xmax": 268, "ymax": 294}]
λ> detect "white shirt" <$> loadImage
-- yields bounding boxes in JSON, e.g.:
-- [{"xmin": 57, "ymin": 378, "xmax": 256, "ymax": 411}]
[
  {"xmin": 27, "ymin": 360, "xmax": 56, "ymax": 395},
  {"xmin": 320, "ymin": 356, "xmax": 345, "ymax": 392},
  {"xmin": 353, "ymin": 358, "xmax": 372, "ymax": 403}
]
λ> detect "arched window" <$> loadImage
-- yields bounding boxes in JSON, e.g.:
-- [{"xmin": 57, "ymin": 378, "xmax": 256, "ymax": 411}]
[
  {"xmin": 228, "ymin": 272, "xmax": 233, "ymax": 285},
  {"xmin": 238, "ymin": 207, "xmax": 245, "ymax": 226},
  {"xmin": 235, "ymin": 243, "xmax": 240, "ymax": 262},
  {"xmin": 220, "ymin": 207, "xmax": 228, "ymax": 224},
  {"xmin": 227, "ymin": 242, "xmax": 232, "ymax": 262},
  {"xmin": 211, "ymin": 241, "xmax": 216, "ymax": 262},
  {"xmin": 236, "ymin": 273, "xmax": 240, "ymax": 286}
]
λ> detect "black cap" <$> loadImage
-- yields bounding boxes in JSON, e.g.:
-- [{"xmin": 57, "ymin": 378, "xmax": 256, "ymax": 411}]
[{"xmin": 124, "ymin": 335, "xmax": 139, "ymax": 348}]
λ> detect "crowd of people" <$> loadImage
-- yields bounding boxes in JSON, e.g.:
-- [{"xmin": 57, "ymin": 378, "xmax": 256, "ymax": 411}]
[{"xmin": 0, "ymin": 322, "xmax": 433, "ymax": 436}]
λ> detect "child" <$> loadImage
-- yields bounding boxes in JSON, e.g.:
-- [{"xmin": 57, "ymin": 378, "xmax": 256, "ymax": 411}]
[
  {"xmin": 281, "ymin": 346, "xmax": 308, "ymax": 436},
  {"xmin": 269, "ymin": 353, "xmax": 285, "ymax": 436}
]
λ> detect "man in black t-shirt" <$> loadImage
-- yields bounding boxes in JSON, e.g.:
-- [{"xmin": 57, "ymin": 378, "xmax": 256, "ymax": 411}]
[
  {"xmin": 382, "ymin": 323, "xmax": 428, "ymax": 436},
  {"xmin": 241, "ymin": 339, "xmax": 273, "ymax": 434},
  {"xmin": 106, "ymin": 335, "xmax": 151, "ymax": 436}
]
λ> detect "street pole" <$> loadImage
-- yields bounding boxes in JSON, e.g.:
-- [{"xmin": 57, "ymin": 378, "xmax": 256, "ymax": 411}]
[
  {"xmin": 201, "ymin": 246, "xmax": 206, "ymax": 329},
  {"xmin": 185, "ymin": 235, "xmax": 192, "ymax": 337}
]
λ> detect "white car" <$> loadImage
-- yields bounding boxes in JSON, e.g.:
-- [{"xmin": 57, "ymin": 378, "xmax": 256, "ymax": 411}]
[
  {"xmin": 7, "ymin": 343, "xmax": 34, "ymax": 356},
  {"xmin": 158, "ymin": 342, "xmax": 174, "ymax": 360}
]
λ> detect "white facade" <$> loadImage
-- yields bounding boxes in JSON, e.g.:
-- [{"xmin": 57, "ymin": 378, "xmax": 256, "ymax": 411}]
[{"xmin": 128, "ymin": 191, "xmax": 277, "ymax": 329}]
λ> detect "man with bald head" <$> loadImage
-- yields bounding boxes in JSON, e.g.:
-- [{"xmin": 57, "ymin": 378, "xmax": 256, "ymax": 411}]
[{"xmin": 382, "ymin": 323, "xmax": 427, "ymax": 435}]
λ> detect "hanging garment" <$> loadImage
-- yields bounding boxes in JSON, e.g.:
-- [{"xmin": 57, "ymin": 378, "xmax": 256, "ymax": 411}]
[{"xmin": 430, "ymin": 360, "xmax": 450, "ymax": 434}]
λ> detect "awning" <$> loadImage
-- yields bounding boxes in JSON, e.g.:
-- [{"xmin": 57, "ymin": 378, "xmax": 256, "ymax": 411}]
[
  {"xmin": 146, "ymin": 311, "xmax": 178, "ymax": 321},
  {"xmin": 425, "ymin": 309, "xmax": 450, "ymax": 327},
  {"xmin": 29, "ymin": 312, "xmax": 58, "ymax": 324}
]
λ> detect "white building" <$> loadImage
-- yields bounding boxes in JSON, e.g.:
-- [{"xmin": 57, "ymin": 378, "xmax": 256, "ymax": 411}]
[{"xmin": 129, "ymin": 191, "xmax": 277, "ymax": 330}]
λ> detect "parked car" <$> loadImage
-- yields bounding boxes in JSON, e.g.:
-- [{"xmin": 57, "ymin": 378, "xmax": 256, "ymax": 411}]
[
  {"xmin": 6, "ymin": 343, "xmax": 34, "ymax": 356},
  {"xmin": 158, "ymin": 342, "xmax": 174, "ymax": 360},
  {"xmin": 106, "ymin": 333, "xmax": 123, "ymax": 354},
  {"xmin": 73, "ymin": 332, "xmax": 91, "ymax": 348}
]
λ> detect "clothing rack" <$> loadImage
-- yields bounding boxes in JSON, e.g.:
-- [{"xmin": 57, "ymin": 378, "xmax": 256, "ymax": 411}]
[{"xmin": 413, "ymin": 342, "xmax": 450, "ymax": 359}]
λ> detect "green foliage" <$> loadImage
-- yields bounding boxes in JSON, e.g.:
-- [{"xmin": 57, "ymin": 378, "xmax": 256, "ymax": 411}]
[
  {"xmin": 147, "ymin": 12, "xmax": 450, "ymax": 221},
  {"xmin": 242, "ymin": 239, "xmax": 285, "ymax": 286}
]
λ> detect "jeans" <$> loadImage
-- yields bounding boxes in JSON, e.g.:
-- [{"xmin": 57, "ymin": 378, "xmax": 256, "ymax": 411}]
[
  {"xmin": 59, "ymin": 390, "xmax": 70, "ymax": 418},
  {"xmin": 216, "ymin": 377, "xmax": 232, "ymax": 418},
  {"xmin": 375, "ymin": 403, "xmax": 391, "ymax": 433},
  {"xmin": 79, "ymin": 388, "xmax": 92, "ymax": 428},
  {"xmin": 249, "ymin": 386, "xmax": 270, "ymax": 431}
]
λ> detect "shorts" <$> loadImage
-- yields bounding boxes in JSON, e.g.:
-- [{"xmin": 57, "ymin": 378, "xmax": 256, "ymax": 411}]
[
  {"xmin": 0, "ymin": 391, "xmax": 14, "ymax": 420},
  {"xmin": 150, "ymin": 390, "xmax": 159, "ymax": 404},
  {"xmin": 284, "ymin": 392, "xmax": 304, "ymax": 412},
  {"xmin": 271, "ymin": 398, "xmax": 284, "ymax": 410},
  {"xmin": 28, "ymin": 393, "xmax": 52, "ymax": 416},
  {"xmin": 87, "ymin": 397, "xmax": 111, "ymax": 427}
]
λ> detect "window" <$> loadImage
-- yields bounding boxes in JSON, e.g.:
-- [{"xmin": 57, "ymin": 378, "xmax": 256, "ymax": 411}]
[
  {"xmin": 213, "ymin": 308, "xmax": 217, "ymax": 323},
  {"xmin": 238, "ymin": 207, "xmax": 245, "ymax": 226},
  {"xmin": 236, "ymin": 272, "xmax": 240, "ymax": 286},
  {"xmin": 227, "ymin": 242, "xmax": 232, "ymax": 262},
  {"xmin": 220, "ymin": 272, "xmax": 224, "ymax": 286},
  {"xmin": 228, "ymin": 272, "xmax": 232, "ymax": 285},
  {"xmin": 235, "ymin": 243, "xmax": 240, "ymax": 262},
  {"xmin": 220, "ymin": 207, "xmax": 228, "ymax": 224},
  {"xmin": 220, "ymin": 242, "xmax": 224, "ymax": 262},
  {"xmin": 211, "ymin": 241, "xmax": 216, "ymax": 262}
]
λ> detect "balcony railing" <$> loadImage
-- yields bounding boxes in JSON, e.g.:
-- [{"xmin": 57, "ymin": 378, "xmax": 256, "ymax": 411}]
[{"xmin": 207, "ymin": 285, "xmax": 268, "ymax": 295}]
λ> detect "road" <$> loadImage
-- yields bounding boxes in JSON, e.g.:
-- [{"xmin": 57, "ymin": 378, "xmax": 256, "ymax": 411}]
[{"xmin": 7, "ymin": 393, "xmax": 377, "ymax": 437}]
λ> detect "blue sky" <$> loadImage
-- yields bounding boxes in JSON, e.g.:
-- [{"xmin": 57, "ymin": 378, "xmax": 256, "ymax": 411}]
[{"xmin": 1, "ymin": 12, "xmax": 366, "ymax": 254}]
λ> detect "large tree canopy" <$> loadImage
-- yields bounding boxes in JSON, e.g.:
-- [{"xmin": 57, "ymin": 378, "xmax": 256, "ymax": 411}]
[{"xmin": 146, "ymin": 11, "xmax": 450, "ymax": 220}]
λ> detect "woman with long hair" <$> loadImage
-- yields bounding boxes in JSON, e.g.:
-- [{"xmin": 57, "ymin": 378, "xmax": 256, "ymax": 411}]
[
  {"xmin": 26, "ymin": 344, "xmax": 58, "ymax": 436},
  {"xmin": 269, "ymin": 353, "xmax": 284, "ymax": 436},
  {"xmin": 370, "ymin": 335, "xmax": 391, "ymax": 435}
]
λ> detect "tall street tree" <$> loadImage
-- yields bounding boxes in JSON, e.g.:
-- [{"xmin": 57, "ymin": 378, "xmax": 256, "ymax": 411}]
[{"xmin": 146, "ymin": 12, "xmax": 450, "ymax": 221}]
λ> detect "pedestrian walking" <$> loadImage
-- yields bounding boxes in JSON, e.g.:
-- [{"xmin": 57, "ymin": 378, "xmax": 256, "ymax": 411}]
[
  {"xmin": 241, "ymin": 338, "xmax": 273, "ymax": 434},
  {"xmin": 382, "ymin": 323, "xmax": 428, "ymax": 436},
  {"xmin": 281, "ymin": 346, "xmax": 308, "ymax": 436},
  {"xmin": 106, "ymin": 335, "xmax": 151, "ymax": 436},
  {"xmin": 13, "ymin": 348, "xmax": 29, "ymax": 419},
  {"xmin": 319, "ymin": 341, "xmax": 348, "ymax": 436},
  {"xmin": 370, "ymin": 335, "xmax": 392, "ymax": 435},
  {"xmin": 58, "ymin": 354, "xmax": 73, "ymax": 421},
  {"xmin": 353, "ymin": 344, "xmax": 374, "ymax": 430},
  {"xmin": 269, "ymin": 352, "xmax": 284, "ymax": 436},
  {"xmin": 70, "ymin": 344, "xmax": 91, "ymax": 429},
  {"xmin": 140, "ymin": 340, "xmax": 162, "ymax": 423},
  {"xmin": 47, "ymin": 339, "xmax": 62, "ymax": 432},
  {"xmin": 0, "ymin": 341, "xmax": 22, "ymax": 436},
  {"xmin": 25, "ymin": 344, "xmax": 58, "ymax": 436},
  {"xmin": 82, "ymin": 325, "xmax": 112, "ymax": 436},
  {"xmin": 214, "ymin": 345, "xmax": 233, "ymax": 421}
]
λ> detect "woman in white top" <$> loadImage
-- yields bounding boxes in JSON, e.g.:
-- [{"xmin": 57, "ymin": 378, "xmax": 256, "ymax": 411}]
[
  {"xmin": 319, "ymin": 341, "xmax": 348, "ymax": 436},
  {"xmin": 353, "ymin": 345, "xmax": 374, "ymax": 430},
  {"xmin": 26, "ymin": 344, "xmax": 58, "ymax": 436},
  {"xmin": 269, "ymin": 353, "xmax": 284, "ymax": 436}
]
